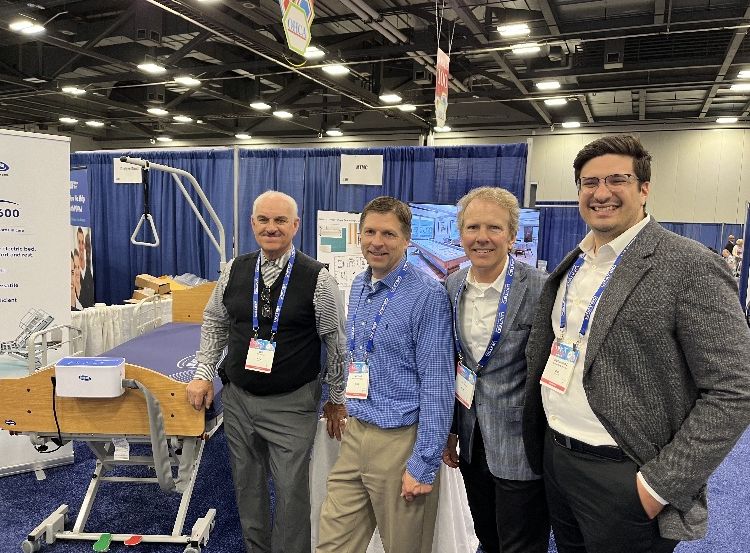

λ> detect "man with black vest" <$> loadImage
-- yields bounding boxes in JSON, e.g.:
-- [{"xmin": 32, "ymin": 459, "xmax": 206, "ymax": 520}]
[{"xmin": 187, "ymin": 190, "xmax": 347, "ymax": 553}]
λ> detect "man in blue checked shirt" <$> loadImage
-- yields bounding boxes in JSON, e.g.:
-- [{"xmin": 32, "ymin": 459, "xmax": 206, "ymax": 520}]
[{"xmin": 316, "ymin": 196, "xmax": 454, "ymax": 553}]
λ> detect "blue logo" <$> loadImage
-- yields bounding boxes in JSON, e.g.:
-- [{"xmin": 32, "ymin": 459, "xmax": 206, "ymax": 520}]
[
  {"xmin": 0, "ymin": 162, "xmax": 9, "ymax": 172},
  {"xmin": 78, "ymin": 374, "xmax": 92, "ymax": 382}
]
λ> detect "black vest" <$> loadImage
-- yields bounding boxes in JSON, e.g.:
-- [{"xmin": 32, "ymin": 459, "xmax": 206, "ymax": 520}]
[{"xmin": 221, "ymin": 250, "xmax": 323, "ymax": 395}]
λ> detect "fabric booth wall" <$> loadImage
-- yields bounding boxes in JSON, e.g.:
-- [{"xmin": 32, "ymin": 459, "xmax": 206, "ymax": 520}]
[{"xmin": 236, "ymin": 144, "xmax": 528, "ymax": 257}]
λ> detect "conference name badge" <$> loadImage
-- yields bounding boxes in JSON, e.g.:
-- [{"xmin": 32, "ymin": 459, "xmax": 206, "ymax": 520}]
[
  {"xmin": 245, "ymin": 338, "xmax": 275, "ymax": 373},
  {"xmin": 455, "ymin": 362, "xmax": 477, "ymax": 409},
  {"xmin": 345, "ymin": 361, "xmax": 369, "ymax": 399},
  {"xmin": 540, "ymin": 340, "xmax": 578, "ymax": 394}
]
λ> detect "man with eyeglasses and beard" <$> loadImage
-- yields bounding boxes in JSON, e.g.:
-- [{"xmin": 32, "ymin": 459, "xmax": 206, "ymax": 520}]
[
  {"xmin": 187, "ymin": 190, "xmax": 348, "ymax": 553},
  {"xmin": 522, "ymin": 135, "xmax": 750, "ymax": 553}
]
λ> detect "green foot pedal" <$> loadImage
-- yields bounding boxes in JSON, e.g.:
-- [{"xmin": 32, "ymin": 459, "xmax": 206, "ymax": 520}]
[{"xmin": 93, "ymin": 533, "xmax": 112, "ymax": 552}]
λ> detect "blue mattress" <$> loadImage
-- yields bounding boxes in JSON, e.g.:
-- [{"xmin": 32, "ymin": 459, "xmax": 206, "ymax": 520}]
[{"xmin": 101, "ymin": 322, "xmax": 223, "ymax": 419}]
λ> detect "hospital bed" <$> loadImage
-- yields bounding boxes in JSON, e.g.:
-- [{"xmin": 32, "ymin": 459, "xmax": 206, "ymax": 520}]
[{"xmin": 0, "ymin": 284, "xmax": 220, "ymax": 553}]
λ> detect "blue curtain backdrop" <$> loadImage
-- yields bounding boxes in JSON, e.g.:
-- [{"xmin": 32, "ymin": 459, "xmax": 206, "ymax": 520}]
[
  {"xmin": 70, "ymin": 149, "xmax": 234, "ymax": 305},
  {"xmin": 661, "ymin": 222, "xmax": 744, "ymax": 253},
  {"xmin": 537, "ymin": 204, "xmax": 588, "ymax": 272},
  {"xmin": 237, "ymin": 144, "xmax": 527, "ymax": 256}
]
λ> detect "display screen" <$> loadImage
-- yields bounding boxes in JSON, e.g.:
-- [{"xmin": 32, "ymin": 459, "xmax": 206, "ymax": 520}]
[{"xmin": 407, "ymin": 203, "xmax": 540, "ymax": 281}]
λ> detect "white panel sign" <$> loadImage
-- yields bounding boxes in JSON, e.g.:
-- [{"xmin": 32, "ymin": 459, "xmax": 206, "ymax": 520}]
[
  {"xmin": 113, "ymin": 158, "xmax": 142, "ymax": 184},
  {"xmin": 0, "ymin": 129, "xmax": 74, "ymax": 474},
  {"xmin": 340, "ymin": 154, "xmax": 384, "ymax": 186}
]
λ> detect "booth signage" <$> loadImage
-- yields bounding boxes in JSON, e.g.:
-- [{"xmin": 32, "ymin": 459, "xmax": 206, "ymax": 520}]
[
  {"xmin": 113, "ymin": 158, "xmax": 142, "ymax": 184},
  {"xmin": 282, "ymin": 2, "xmax": 312, "ymax": 56},
  {"xmin": 435, "ymin": 48, "xmax": 450, "ymax": 127},
  {"xmin": 340, "ymin": 154, "xmax": 384, "ymax": 186}
]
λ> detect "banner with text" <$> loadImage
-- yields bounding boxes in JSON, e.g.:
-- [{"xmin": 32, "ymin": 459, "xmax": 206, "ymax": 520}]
[{"xmin": 435, "ymin": 48, "xmax": 450, "ymax": 128}]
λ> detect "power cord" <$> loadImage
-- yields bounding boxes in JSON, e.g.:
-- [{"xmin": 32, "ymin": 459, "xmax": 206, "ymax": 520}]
[{"xmin": 35, "ymin": 376, "xmax": 64, "ymax": 453}]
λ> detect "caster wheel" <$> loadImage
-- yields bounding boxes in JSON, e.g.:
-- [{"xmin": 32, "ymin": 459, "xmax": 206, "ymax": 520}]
[
  {"xmin": 184, "ymin": 547, "xmax": 200, "ymax": 553},
  {"xmin": 21, "ymin": 539, "xmax": 40, "ymax": 553}
]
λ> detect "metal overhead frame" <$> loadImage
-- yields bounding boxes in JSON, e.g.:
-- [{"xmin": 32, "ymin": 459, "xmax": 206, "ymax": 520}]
[
  {"xmin": 146, "ymin": 0, "xmax": 430, "ymax": 130},
  {"xmin": 698, "ymin": 3, "xmax": 750, "ymax": 118},
  {"xmin": 448, "ymin": 0, "xmax": 552, "ymax": 126}
]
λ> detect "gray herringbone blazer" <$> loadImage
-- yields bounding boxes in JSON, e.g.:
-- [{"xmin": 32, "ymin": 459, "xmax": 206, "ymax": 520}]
[
  {"xmin": 522, "ymin": 218, "xmax": 750, "ymax": 541},
  {"xmin": 446, "ymin": 260, "xmax": 546, "ymax": 481}
]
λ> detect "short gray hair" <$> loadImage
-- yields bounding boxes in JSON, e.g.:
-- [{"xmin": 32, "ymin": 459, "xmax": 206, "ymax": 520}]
[
  {"xmin": 456, "ymin": 187, "xmax": 520, "ymax": 239},
  {"xmin": 252, "ymin": 190, "xmax": 298, "ymax": 218}
]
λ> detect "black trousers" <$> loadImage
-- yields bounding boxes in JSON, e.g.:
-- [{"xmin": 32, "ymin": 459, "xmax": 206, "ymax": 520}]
[
  {"xmin": 460, "ymin": 425, "xmax": 550, "ymax": 553},
  {"xmin": 544, "ymin": 429, "xmax": 679, "ymax": 553}
]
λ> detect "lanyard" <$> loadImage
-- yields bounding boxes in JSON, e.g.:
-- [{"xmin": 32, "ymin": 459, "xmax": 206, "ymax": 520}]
[
  {"xmin": 348, "ymin": 260, "xmax": 409, "ymax": 362},
  {"xmin": 252, "ymin": 246, "xmax": 296, "ymax": 339},
  {"xmin": 453, "ymin": 255, "xmax": 515, "ymax": 371},
  {"xmin": 559, "ymin": 246, "xmax": 628, "ymax": 344}
]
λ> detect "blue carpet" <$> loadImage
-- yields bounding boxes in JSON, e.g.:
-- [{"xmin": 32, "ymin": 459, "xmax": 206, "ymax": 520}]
[{"xmin": 0, "ymin": 427, "xmax": 747, "ymax": 552}]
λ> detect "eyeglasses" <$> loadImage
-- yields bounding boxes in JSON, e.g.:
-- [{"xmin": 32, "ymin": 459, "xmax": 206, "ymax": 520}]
[
  {"xmin": 260, "ymin": 286, "xmax": 272, "ymax": 318},
  {"xmin": 576, "ymin": 173, "xmax": 639, "ymax": 191}
]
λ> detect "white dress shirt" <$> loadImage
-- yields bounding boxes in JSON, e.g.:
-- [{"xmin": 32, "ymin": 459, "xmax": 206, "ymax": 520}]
[
  {"xmin": 458, "ymin": 259, "xmax": 509, "ymax": 364},
  {"xmin": 542, "ymin": 214, "xmax": 667, "ymax": 505}
]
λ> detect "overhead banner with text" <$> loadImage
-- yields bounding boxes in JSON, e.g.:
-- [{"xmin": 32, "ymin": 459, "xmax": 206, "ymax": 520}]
[
  {"xmin": 435, "ymin": 48, "xmax": 450, "ymax": 128},
  {"xmin": 281, "ymin": 0, "xmax": 314, "ymax": 56}
]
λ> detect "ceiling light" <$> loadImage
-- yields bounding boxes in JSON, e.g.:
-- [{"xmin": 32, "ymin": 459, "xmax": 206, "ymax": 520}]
[
  {"xmin": 250, "ymin": 101, "xmax": 272, "ymax": 110},
  {"xmin": 433, "ymin": 125, "xmax": 451, "ymax": 133},
  {"xmin": 511, "ymin": 42, "xmax": 541, "ymax": 55},
  {"xmin": 147, "ymin": 107, "xmax": 169, "ymax": 116},
  {"xmin": 58, "ymin": 117, "xmax": 78, "ymax": 124},
  {"xmin": 85, "ymin": 120, "xmax": 105, "ymax": 128},
  {"xmin": 729, "ymin": 83, "xmax": 750, "ymax": 92},
  {"xmin": 156, "ymin": 136, "xmax": 173, "ymax": 142},
  {"xmin": 273, "ymin": 110, "xmax": 293, "ymax": 119},
  {"xmin": 322, "ymin": 64, "xmax": 350, "ymax": 76},
  {"xmin": 544, "ymin": 97, "xmax": 567, "ymax": 106},
  {"xmin": 738, "ymin": 70, "xmax": 750, "ymax": 79},
  {"xmin": 304, "ymin": 46, "xmax": 326, "ymax": 60},
  {"xmin": 174, "ymin": 75, "xmax": 201, "ymax": 87},
  {"xmin": 20, "ymin": 23, "xmax": 45, "ymax": 35},
  {"xmin": 326, "ymin": 129, "xmax": 343, "ymax": 137},
  {"xmin": 398, "ymin": 104, "xmax": 417, "ymax": 112},
  {"xmin": 137, "ymin": 62, "xmax": 167, "ymax": 75},
  {"xmin": 173, "ymin": 115, "xmax": 193, "ymax": 123},
  {"xmin": 536, "ymin": 80, "xmax": 561, "ymax": 91},
  {"xmin": 497, "ymin": 23, "xmax": 530, "ymax": 37},
  {"xmin": 716, "ymin": 117, "xmax": 738, "ymax": 124},
  {"xmin": 9, "ymin": 19, "xmax": 34, "ymax": 31},
  {"xmin": 562, "ymin": 120, "xmax": 581, "ymax": 128},
  {"xmin": 235, "ymin": 133, "xmax": 251, "ymax": 139},
  {"xmin": 379, "ymin": 92, "xmax": 402, "ymax": 104},
  {"xmin": 61, "ymin": 85, "xmax": 86, "ymax": 96}
]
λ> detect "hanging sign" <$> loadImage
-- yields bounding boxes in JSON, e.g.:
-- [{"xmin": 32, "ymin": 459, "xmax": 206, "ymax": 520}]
[
  {"xmin": 435, "ymin": 48, "xmax": 450, "ymax": 127},
  {"xmin": 340, "ymin": 154, "xmax": 383, "ymax": 186},
  {"xmin": 282, "ymin": 1, "xmax": 314, "ymax": 56}
]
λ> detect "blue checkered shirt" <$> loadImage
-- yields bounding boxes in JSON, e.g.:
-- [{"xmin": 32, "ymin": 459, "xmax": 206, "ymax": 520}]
[{"xmin": 346, "ymin": 257, "xmax": 454, "ymax": 484}]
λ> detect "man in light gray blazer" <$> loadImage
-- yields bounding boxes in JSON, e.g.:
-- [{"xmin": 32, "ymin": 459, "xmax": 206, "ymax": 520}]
[
  {"xmin": 522, "ymin": 135, "xmax": 750, "ymax": 553},
  {"xmin": 442, "ymin": 187, "xmax": 549, "ymax": 553}
]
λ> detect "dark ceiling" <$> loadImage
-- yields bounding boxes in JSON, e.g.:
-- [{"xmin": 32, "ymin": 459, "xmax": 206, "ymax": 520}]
[{"xmin": 0, "ymin": 0, "xmax": 748, "ymax": 143}]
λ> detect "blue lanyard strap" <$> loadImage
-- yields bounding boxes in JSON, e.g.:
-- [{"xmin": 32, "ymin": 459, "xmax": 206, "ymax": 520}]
[
  {"xmin": 252, "ymin": 246, "xmax": 296, "ymax": 339},
  {"xmin": 349, "ymin": 260, "xmax": 410, "ymax": 361},
  {"xmin": 453, "ymin": 255, "xmax": 515, "ymax": 371},
  {"xmin": 560, "ymin": 246, "xmax": 629, "ymax": 343}
]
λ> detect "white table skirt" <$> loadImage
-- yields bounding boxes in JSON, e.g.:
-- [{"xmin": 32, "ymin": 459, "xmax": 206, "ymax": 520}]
[{"xmin": 309, "ymin": 419, "xmax": 478, "ymax": 553}]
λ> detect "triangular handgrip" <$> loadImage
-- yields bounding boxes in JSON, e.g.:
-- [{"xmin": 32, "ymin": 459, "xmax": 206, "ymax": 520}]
[{"xmin": 130, "ymin": 213, "xmax": 160, "ymax": 247}]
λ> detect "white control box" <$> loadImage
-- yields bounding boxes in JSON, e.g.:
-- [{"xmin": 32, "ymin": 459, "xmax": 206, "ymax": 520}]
[{"xmin": 55, "ymin": 357, "xmax": 126, "ymax": 398}]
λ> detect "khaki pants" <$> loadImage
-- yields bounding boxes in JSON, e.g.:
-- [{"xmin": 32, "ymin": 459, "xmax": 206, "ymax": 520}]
[{"xmin": 316, "ymin": 417, "xmax": 440, "ymax": 553}]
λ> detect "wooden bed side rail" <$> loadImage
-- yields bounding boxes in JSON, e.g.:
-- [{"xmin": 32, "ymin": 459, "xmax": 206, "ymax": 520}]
[
  {"xmin": 171, "ymin": 281, "xmax": 216, "ymax": 323},
  {"xmin": 0, "ymin": 364, "xmax": 204, "ymax": 436}
]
